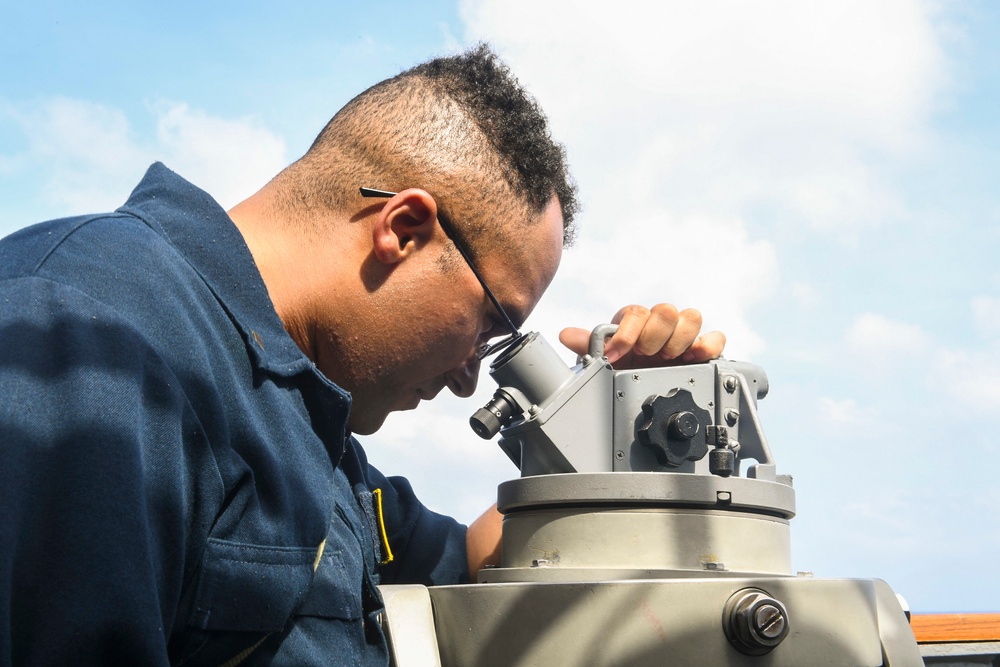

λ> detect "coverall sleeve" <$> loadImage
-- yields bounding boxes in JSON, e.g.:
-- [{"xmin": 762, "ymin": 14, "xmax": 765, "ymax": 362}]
[
  {"xmin": 0, "ymin": 278, "xmax": 215, "ymax": 666},
  {"xmin": 343, "ymin": 438, "xmax": 470, "ymax": 586}
]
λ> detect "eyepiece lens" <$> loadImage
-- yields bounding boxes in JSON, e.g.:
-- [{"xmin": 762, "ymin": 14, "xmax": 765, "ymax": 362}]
[{"xmin": 470, "ymin": 391, "xmax": 520, "ymax": 439}]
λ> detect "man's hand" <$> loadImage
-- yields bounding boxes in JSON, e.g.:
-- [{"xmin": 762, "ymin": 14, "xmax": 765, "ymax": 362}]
[{"xmin": 558, "ymin": 304, "xmax": 726, "ymax": 370}]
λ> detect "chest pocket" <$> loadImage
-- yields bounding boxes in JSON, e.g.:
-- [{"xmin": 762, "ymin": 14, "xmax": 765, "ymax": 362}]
[
  {"xmin": 174, "ymin": 495, "xmax": 381, "ymax": 665},
  {"xmin": 294, "ymin": 504, "xmax": 367, "ymax": 620},
  {"xmin": 191, "ymin": 538, "xmax": 320, "ymax": 632},
  {"xmin": 170, "ymin": 539, "xmax": 322, "ymax": 666},
  {"xmin": 245, "ymin": 504, "xmax": 388, "ymax": 666}
]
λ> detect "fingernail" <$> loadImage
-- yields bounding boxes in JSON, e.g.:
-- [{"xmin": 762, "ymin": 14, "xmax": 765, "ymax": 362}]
[{"xmin": 605, "ymin": 349, "xmax": 620, "ymax": 364}]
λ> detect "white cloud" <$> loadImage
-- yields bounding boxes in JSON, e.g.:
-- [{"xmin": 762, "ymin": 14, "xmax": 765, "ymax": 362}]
[
  {"xmin": 817, "ymin": 396, "xmax": 869, "ymax": 426},
  {"xmin": 2, "ymin": 97, "xmax": 288, "ymax": 220},
  {"xmin": 933, "ymin": 346, "xmax": 1000, "ymax": 412},
  {"xmin": 537, "ymin": 210, "xmax": 776, "ymax": 361},
  {"xmin": 461, "ymin": 0, "xmax": 948, "ymax": 233},
  {"xmin": 845, "ymin": 312, "xmax": 932, "ymax": 356},
  {"xmin": 790, "ymin": 282, "xmax": 819, "ymax": 307},
  {"xmin": 971, "ymin": 295, "xmax": 1000, "ymax": 339},
  {"xmin": 8, "ymin": 98, "xmax": 150, "ymax": 214},
  {"xmin": 455, "ymin": 0, "xmax": 950, "ymax": 363},
  {"xmin": 840, "ymin": 311, "xmax": 1000, "ymax": 411},
  {"xmin": 154, "ymin": 103, "xmax": 288, "ymax": 208}
]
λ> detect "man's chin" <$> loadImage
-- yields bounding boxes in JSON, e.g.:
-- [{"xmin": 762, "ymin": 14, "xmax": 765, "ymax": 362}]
[
  {"xmin": 348, "ymin": 397, "xmax": 424, "ymax": 435},
  {"xmin": 347, "ymin": 411, "xmax": 387, "ymax": 436},
  {"xmin": 390, "ymin": 392, "xmax": 423, "ymax": 413}
]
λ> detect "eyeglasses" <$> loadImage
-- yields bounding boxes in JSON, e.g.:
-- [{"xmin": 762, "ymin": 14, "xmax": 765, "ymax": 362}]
[{"xmin": 360, "ymin": 187, "xmax": 522, "ymax": 359}]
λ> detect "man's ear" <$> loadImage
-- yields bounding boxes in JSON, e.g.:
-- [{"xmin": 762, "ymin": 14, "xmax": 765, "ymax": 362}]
[{"xmin": 371, "ymin": 189, "xmax": 440, "ymax": 265}]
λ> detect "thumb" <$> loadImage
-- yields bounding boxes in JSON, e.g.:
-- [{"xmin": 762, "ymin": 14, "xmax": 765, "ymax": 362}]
[{"xmin": 558, "ymin": 327, "xmax": 592, "ymax": 356}]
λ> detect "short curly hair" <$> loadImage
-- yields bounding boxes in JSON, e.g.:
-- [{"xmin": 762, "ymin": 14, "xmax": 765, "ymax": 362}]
[{"xmin": 288, "ymin": 43, "xmax": 578, "ymax": 248}]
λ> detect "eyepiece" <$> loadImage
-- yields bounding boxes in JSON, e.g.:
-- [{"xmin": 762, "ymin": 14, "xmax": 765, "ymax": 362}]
[{"xmin": 470, "ymin": 390, "xmax": 522, "ymax": 440}]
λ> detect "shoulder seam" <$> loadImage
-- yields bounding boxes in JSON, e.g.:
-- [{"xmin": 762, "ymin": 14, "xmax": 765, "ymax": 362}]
[{"xmin": 31, "ymin": 213, "xmax": 137, "ymax": 275}]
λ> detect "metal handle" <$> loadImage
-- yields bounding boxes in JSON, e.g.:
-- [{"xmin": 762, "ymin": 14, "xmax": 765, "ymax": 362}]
[{"xmin": 588, "ymin": 324, "xmax": 619, "ymax": 358}]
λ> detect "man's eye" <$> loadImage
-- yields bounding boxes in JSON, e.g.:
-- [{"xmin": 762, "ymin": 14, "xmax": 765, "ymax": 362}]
[{"xmin": 482, "ymin": 317, "xmax": 502, "ymax": 340}]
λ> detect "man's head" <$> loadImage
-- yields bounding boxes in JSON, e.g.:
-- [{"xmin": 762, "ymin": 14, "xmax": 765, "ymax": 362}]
[
  {"xmin": 233, "ymin": 45, "xmax": 576, "ymax": 434},
  {"xmin": 284, "ymin": 43, "xmax": 578, "ymax": 249}
]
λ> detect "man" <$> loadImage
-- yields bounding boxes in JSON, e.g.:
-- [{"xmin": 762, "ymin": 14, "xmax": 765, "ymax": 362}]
[{"xmin": 0, "ymin": 45, "xmax": 723, "ymax": 664}]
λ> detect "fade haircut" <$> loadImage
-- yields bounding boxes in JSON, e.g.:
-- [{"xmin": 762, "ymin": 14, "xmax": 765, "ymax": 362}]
[{"xmin": 281, "ymin": 43, "xmax": 578, "ymax": 251}]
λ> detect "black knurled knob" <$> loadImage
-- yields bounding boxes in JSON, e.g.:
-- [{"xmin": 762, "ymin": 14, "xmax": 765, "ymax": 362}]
[{"xmin": 636, "ymin": 389, "xmax": 710, "ymax": 467}]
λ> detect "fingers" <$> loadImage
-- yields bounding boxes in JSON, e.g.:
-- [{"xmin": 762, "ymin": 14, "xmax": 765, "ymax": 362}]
[
  {"xmin": 677, "ymin": 330, "xmax": 727, "ymax": 363},
  {"xmin": 606, "ymin": 304, "xmax": 701, "ymax": 364},
  {"xmin": 560, "ymin": 304, "xmax": 726, "ymax": 369},
  {"xmin": 558, "ymin": 327, "xmax": 591, "ymax": 356}
]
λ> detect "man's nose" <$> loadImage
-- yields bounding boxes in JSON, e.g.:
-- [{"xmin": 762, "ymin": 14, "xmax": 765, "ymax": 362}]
[{"xmin": 445, "ymin": 352, "xmax": 481, "ymax": 398}]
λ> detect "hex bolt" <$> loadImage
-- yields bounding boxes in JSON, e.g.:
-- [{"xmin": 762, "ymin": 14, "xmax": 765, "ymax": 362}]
[{"xmin": 723, "ymin": 588, "xmax": 790, "ymax": 656}]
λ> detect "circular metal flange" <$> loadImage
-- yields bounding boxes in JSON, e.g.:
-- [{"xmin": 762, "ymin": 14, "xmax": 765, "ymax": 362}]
[{"xmin": 497, "ymin": 472, "xmax": 795, "ymax": 519}]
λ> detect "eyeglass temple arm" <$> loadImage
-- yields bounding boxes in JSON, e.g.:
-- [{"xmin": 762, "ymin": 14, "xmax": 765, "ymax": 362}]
[{"xmin": 359, "ymin": 187, "xmax": 520, "ymax": 336}]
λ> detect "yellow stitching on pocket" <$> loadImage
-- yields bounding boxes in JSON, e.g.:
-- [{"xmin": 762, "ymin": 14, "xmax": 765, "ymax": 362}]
[
  {"xmin": 313, "ymin": 538, "xmax": 327, "ymax": 572},
  {"xmin": 372, "ymin": 488, "xmax": 394, "ymax": 564}
]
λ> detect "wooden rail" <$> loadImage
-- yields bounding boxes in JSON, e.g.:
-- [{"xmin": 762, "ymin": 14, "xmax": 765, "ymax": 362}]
[{"xmin": 910, "ymin": 613, "xmax": 1000, "ymax": 643}]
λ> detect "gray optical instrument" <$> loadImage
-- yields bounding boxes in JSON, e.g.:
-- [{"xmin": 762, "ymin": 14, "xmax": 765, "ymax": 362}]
[{"xmin": 377, "ymin": 325, "xmax": 931, "ymax": 666}]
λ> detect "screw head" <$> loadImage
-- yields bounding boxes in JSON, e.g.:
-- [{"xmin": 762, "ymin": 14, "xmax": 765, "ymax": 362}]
[
  {"xmin": 754, "ymin": 604, "xmax": 786, "ymax": 639},
  {"xmin": 667, "ymin": 411, "xmax": 700, "ymax": 439},
  {"xmin": 723, "ymin": 589, "xmax": 789, "ymax": 656}
]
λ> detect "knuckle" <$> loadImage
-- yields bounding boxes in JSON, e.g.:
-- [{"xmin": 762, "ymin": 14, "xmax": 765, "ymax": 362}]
[
  {"xmin": 650, "ymin": 303, "xmax": 679, "ymax": 323},
  {"xmin": 635, "ymin": 340, "xmax": 662, "ymax": 356},
  {"xmin": 620, "ymin": 304, "xmax": 651, "ymax": 320},
  {"xmin": 679, "ymin": 308, "xmax": 703, "ymax": 327}
]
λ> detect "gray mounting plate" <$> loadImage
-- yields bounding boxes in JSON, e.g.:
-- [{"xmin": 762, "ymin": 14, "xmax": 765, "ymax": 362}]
[{"xmin": 497, "ymin": 472, "xmax": 796, "ymax": 519}]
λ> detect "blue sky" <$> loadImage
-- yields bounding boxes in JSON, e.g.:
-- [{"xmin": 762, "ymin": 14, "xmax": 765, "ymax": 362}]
[{"xmin": 3, "ymin": 1, "xmax": 998, "ymax": 612}]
